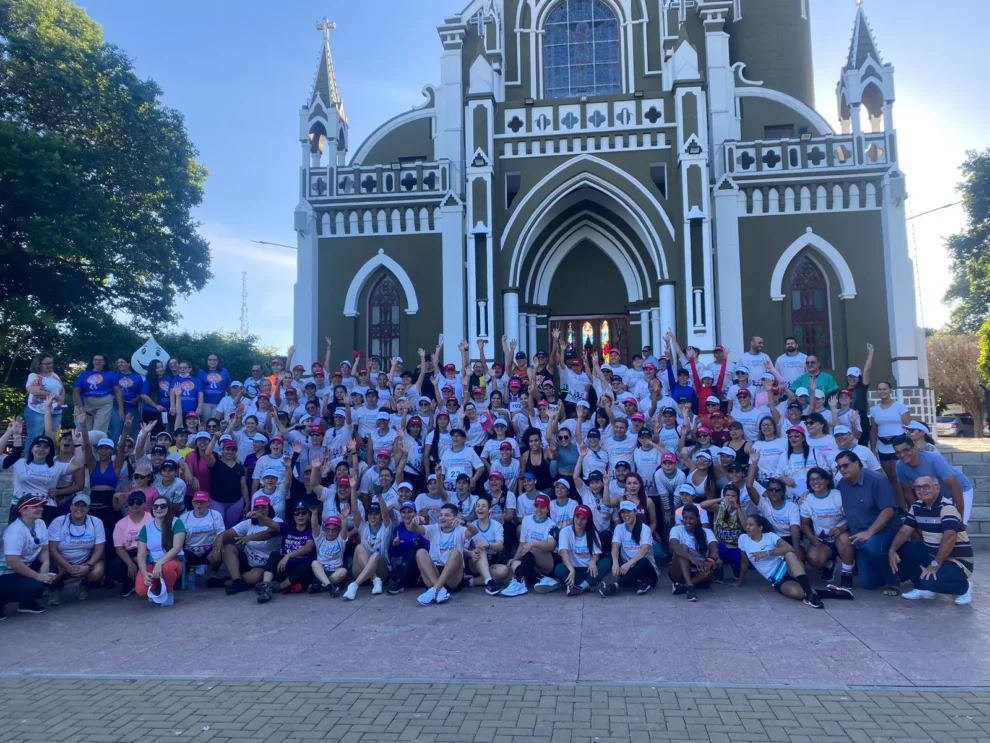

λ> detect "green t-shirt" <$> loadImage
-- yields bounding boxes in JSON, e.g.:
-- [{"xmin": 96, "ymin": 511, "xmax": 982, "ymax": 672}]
[{"xmin": 138, "ymin": 518, "xmax": 186, "ymax": 562}]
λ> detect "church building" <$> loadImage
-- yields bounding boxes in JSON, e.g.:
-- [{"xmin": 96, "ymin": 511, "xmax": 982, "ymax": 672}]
[{"xmin": 291, "ymin": 0, "xmax": 928, "ymax": 403}]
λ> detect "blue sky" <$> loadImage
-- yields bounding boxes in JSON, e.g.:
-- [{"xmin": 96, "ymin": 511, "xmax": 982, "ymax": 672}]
[{"xmin": 78, "ymin": 0, "xmax": 988, "ymax": 352}]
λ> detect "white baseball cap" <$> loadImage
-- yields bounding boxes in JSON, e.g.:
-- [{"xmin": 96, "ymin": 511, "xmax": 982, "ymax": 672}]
[
  {"xmin": 794, "ymin": 387, "xmax": 810, "ymax": 397},
  {"xmin": 846, "ymin": 367, "xmax": 862, "ymax": 377}
]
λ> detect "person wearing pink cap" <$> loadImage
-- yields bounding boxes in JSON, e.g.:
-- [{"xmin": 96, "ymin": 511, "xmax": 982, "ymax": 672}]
[
  {"xmin": 487, "ymin": 441, "xmax": 521, "ymax": 494},
  {"xmin": 600, "ymin": 499, "xmax": 658, "ymax": 597},
  {"xmin": 502, "ymin": 494, "xmax": 559, "ymax": 597},
  {"xmin": 310, "ymin": 514, "xmax": 349, "ymax": 596},
  {"xmin": 179, "ymin": 491, "xmax": 225, "ymax": 587},
  {"xmin": 555, "ymin": 503, "xmax": 611, "ymax": 596},
  {"xmin": 215, "ymin": 494, "xmax": 282, "ymax": 594},
  {"xmin": 0, "ymin": 495, "xmax": 55, "ymax": 617}
]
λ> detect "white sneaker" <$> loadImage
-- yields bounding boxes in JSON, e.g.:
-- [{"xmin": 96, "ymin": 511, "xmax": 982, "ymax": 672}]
[
  {"xmin": 417, "ymin": 586, "xmax": 438, "ymax": 606},
  {"xmin": 371, "ymin": 577, "xmax": 383, "ymax": 595},
  {"xmin": 902, "ymin": 589, "xmax": 937, "ymax": 600},
  {"xmin": 435, "ymin": 586, "xmax": 450, "ymax": 604},
  {"xmin": 533, "ymin": 576, "xmax": 561, "ymax": 594},
  {"xmin": 955, "ymin": 581, "xmax": 973, "ymax": 606},
  {"xmin": 342, "ymin": 582, "xmax": 358, "ymax": 601},
  {"xmin": 501, "ymin": 578, "xmax": 527, "ymax": 597}
]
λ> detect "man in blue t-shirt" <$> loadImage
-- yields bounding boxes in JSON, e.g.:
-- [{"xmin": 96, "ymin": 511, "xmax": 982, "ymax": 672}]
[
  {"xmin": 893, "ymin": 435, "xmax": 973, "ymax": 524},
  {"xmin": 111, "ymin": 358, "xmax": 144, "ymax": 442},
  {"xmin": 386, "ymin": 501, "xmax": 430, "ymax": 595}
]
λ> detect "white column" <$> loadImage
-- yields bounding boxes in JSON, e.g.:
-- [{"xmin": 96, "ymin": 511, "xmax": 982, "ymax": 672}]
[
  {"xmin": 527, "ymin": 315, "xmax": 538, "ymax": 357},
  {"xmin": 659, "ymin": 283, "xmax": 676, "ymax": 341},
  {"xmin": 436, "ymin": 22, "xmax": 466, "ymax": 192},
  {"xmin": 650, "ymin": 308, "xmax": 662, "ymax": 354},
  {"xmin": 478, "ymin": 300, "xmax": 488, "ymax": 338},
  {"xmin": 503, "ymin": 291, "xmax": 519, "ymax": 346},
  {"xmin": 518, "ymin": 312, "xmax": 528, "ymax": 356},
  {"xmin": 292, "ymin": 201, "xmax": 318, "ymax": 364},
  {"xmin": 466, "ymin": 231, "xmax": 478, "ymax": 346},
  {"xmin": 639, "ymin": 310, "xmax": 650, "ymax": 349},
  {"xmin": 439, "ymin": 200, "xmax": 465, "ymax": 367},
  {"xmin": 881, "ymin": 172, "xmax": 920, "ymax": 386},
  {"xmin": 714, "ymin": 183, "xmax": 744, "ymax": 355}
]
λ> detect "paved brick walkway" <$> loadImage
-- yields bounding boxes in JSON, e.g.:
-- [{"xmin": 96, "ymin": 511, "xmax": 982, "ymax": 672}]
[{"xmin": 0, "ymin": 678, "xmax": 988, "ymax": 742}]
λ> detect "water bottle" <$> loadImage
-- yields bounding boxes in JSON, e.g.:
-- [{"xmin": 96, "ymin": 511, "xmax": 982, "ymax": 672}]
[{"xmin": 186, "ymin": 569, "xmax": 196, "ymax": 590}]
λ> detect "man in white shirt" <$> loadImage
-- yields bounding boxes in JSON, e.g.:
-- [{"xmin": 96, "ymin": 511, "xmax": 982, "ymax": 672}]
[
  {"xmin": 736, "ymin": 337, "xmax": 773, "ymax": 380},
  {"xmin": 831, "ymin": 425, "xmax": 882, "ymax": 473},
  {"xmin": 558, "ymin": 356, "xmax": 591, "ymax": 403},
  {"xmin": 774, "ymin": 336, "xmax": 808, "ymax": 389},
  {"xmin": 607, "ymin": 348, "xmax": 629, "ymax": 379},
  {"xmin": 731, "ymin": 389, "xmax": 774, "ymax": 442}
]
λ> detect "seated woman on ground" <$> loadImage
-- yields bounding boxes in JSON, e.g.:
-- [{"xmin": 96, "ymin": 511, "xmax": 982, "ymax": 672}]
[
  {"xmin": 216, "ymin": 494, "xmax": 282, "ymax": 595},
  {"xmin": 252, "ymin": 500, "xmax": 316, "ymax": 603},
  {"xmin": 46, "ymin": 494, "xmax": 106, "ymax": 605},
  {"xmin": 555, "ymin": 503, "xmax": 611, "ymax": 597},
  {"xmin": 309, "ymin": 511, "xmax": 349, "ymax": 597},
  {"xmin": 667, "ymin": 503, "xmax": 720, "ymax": 602}
]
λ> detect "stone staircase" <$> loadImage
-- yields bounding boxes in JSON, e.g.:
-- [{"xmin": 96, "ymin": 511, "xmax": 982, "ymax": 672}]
[{"xmin": 940, "ymin": 440, "xmax": 990, "ymax": 540}]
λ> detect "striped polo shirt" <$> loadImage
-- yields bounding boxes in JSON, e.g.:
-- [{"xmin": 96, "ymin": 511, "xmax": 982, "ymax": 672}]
[{"xmin": 904, "ymin": 497, "xmax": 974, "ymax": 577}]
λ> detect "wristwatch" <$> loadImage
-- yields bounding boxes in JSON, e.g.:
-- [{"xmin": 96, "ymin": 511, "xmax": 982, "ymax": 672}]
[{"xmin": 930, "ymin": 560, "xmax": 940, "ymax": 568}]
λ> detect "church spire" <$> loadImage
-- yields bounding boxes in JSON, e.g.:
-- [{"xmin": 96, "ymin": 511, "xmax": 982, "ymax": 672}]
[
  {"xmin": 310, "ymin": 17, "xmax": 346, "ymax": 123},
  {"xmin": 845, "ymin": 1, "xmax": 883, "ymax": 71}
]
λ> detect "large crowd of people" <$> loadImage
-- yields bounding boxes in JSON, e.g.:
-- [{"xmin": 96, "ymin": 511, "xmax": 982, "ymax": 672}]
[{"xmin": 0, "ymin": 333, "xmax": 975, "ymax": 618}]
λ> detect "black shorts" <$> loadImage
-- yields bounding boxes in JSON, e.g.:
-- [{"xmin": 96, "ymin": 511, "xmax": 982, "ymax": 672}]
[
  {"xmin": 878, "ymin": 451, "xmax": 897, "ymax": 463},
  {"xmin": 773, "ymin": 574, "xmax": 799, "ymax": 593},
  {"xmin": 238, "ymin": 551, "xmax": 266, "ymax": 574},
  {"xmin": 185, "ymin": 551, "xmax": 214, "ymax": 567}
]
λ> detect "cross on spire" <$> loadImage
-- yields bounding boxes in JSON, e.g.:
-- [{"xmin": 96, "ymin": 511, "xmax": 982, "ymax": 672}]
[{"xmin": 317, "ymin": 17, "xmax": 336, "ymax": 44}]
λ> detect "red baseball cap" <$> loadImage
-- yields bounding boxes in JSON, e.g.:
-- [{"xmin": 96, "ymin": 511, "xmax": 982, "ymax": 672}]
[
  {"xmin": 714, "ymin": 345, "xmax": 725, "ymax": 352},
  {"xmin": 444, "ymin": 364, "xmax": 456, "ymax": 371},
  {"xmin": 489, "ymin": 471, "xmax": 505, "ymax": 480},
  {"xmin": 357, "ymin": 368, "xmax": 368, "ymax": 375},
  {"xmin": 499, "ymin": 441, "xmax": 513, "ymax": 450},
  {"xmin": 311, "ymin": 423, "xmax": 326, "ymax": 434},
  {"xmin": 787, "ymin": 426, "xmax": 806, "ymax": 435},
  {"xmin": 408, "ymin": 416, "xmax": 423, "ymax": 426},
  {"xmin": 661, "ymin": 452, "xmax": 677, "ymax": 463},
  {"xmin": 192, "ymin": 491, "xmax": 210, "ymax": 502},
  {"xmin": 377, "ymin": 448, "xmax": 391, "ymax": 458},
  {"xmin": 534, "ymin": 495, "xmax": 550, "ymax": 508},
  {"xmin": 338, "ymin": 476, "xmax": 351, "ymax": 487},
  {"xmin": 253, "ymin": 495, "xmax": 271, "ymax": 506},
  {"xmin": 574, "ymin": 504, "xmax": 593, "ymax": 520},
  {"xmin": 292, "ymin": 365, "xmax": 304, "ymax": 371},
  {"xmin": 631, "ymin": 412, "xmax": 646, "ymax": 421},
  {"xmin": 736, "ymin": 388, "xmax": 751, "ymax": 397},
  {"xmin": 697, "ymin": 426, "xmax": 712, "ymax": 435}
]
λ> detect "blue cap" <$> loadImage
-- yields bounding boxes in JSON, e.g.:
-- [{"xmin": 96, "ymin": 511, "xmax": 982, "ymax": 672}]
[
  {"xmin": 400, "ymin": 501, "xmax": 416, "ymax": 511},
  {"xmin": 522, "ymin": 472, "xmax": 537, "ymax": 480}
]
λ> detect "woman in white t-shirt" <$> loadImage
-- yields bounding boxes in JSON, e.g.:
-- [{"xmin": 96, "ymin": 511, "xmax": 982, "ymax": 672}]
[
  {"xmin": 600, "ymin": 500, "xmax": 657, "ymax": 597},
  {"xmin": 502, "ymin": 495, "xmax": 559, "ymax": 597},
  {"xmin": 341, "ymin": 489, "xmax": 393, "ymax": 601},
  {"xmin": 179, "ymin": 491, "xmax": 226, "ymax": 586},
  {"xmin": 667, "ymin": 504, "xmax": 720, "ymax": 602},
  {"xmin": 47, "ymin": 494, "xmax": 106, "ymax": 604},
  {"xmin": 736, "ymin": 514, "xmax": 824, "ymax": 608},
  {"xmin": 752, "ymin": 417, "xmax": 788, "ymax": 481},
  {"xmin": 0, "ymin": 495, "xmax": 56, "ymax": 616},
  {"xmin": 744, "ymin": 451, "xmax": 803, "ymax": 560},
  {"xmin": 555, "ymin": 504, "xmax": 610, "ymax": 596},
  {"xmin": 804, "ymin": 414, "xmax": 838, "ymax": 468},
  {"xmin": 309, "ymin": 513, "xmax": 348, "ymax": 596},
  {"xmin": 869, "ymin": 381, "xmax": 910, "ymax": 484},
  {"xmin": 2, "ymin": 419, "xmax": 86, "ymax": 517},
  {"xmin": 799, "ymin": 467, "xmax": 855, "ymax": 587},
  {"xmin": 24, "ymin": 353, "xmax": 64, "ymax": 456}
]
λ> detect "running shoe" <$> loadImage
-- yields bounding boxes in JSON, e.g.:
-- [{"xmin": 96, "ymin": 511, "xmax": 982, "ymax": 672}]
[
  {"xmin": 435, "ymin": 587, "xmax": 451, "ymax": 604},
  {"xmin": 119, "ymin": 584, "xmax": 136, "ymax": 598},
  {"xmin": 901, "ymin": 588, "xmax": 937, "ymax": 601},
  {"xmin": 821, "ymin": 562, "xmax": 835, "ymax": 583},
  {"xmin": 840, "ymin": 572, "xmax": 854, "ymax": 589},
  {"xmin": 342, "ymin": 582, "xmax": 359, "ymax": 601},
  {"xmin": 803, "ymin": 594, "xmax": 825, "ymax": 609},
  {"xmin": 371, "ymin": 577, "xmax": 383, "ymax": 595},
  {"xmin": 533, "ymin": 576, "xmax": 561, "ymax": 594},
  {"xmin": 485, "ymin": 580, "xmax": 501, "ymax": 596},
  {"xmin": 636, "ymin": 582, "xmax": 653, "ymax": 596},
  {"xmin": 386, "ymin": 579, "xmax": 405, "ymax": 595},
  {"xmin": 671, "ymin": 582, "xmax": 686, "ymax": 596},
  {"xmin": 599, "ymin": 582, "xmax": 618, "ymax": 598},
  {"xmin": 256, "ymin": 583, "xmax": 273, "ymax": 604},
  {"xmin": 16, "ymin": 601, "xmax": 46, "ymax": 614},
  {"xmin": 226, "ymin": 578, "xmax": 249, "ymax": 595},
  {"xmin": 417, "ymin": 586, "xmax": 438, "ymax": 606},
  {"xmin": 685, "ymin": 587, "xmax": 698, "ymax": 602},
  {"xmin": 308, "ymin": 582, "xmax": 326, "ymax": 594},
  {"xmin": 823, "ymin": 584, "xmax": 854, "ymax": 601},
  {"xmin": 955, "ymin": 581, "xmax": 974, "ymax": 606},
  {"xmin": 501, "ymin": 578, "xmax": 528, "ymax": 597}
]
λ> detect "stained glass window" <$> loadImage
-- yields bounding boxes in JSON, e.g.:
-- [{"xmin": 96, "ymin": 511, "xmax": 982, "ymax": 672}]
[
  {"xmin": 600, "ymin": 320, "xmax": 610, "ymax": 357},
  {"xmin": 789, "ymin": 257, "xmax": 831, "ymax": 367},
  {"xmin": 368, "ymin": 274, "xmax": 401, "ymax": 359},
  {"xmin": 566, "ymin": 321, "xmax": 576, "ymax": 355},
  {"xmin": 581, "ymin": 322, "xmax": 594, "ymax": 350},
  {"xmin": 544, "ymin": 0, "xmax": 620, "ymax": 99}
]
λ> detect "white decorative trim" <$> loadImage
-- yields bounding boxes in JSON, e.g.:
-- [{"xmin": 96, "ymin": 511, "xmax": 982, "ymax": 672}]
[
  {"xmin": 502, "ymin": 152, "xmax": 675, "ymax": 248},
  {"xmin": 769, "ymin": 227, "xmax": 857, "ymax": 301},
  {"xmin": 342, "ymin": 249, "xmax": 420, "ymax": 316},
  {"xmin": 350, "ymin": 98, "xmax": 436, "ymax": 166},
  {"xmin": 735, "ymin": 87, "xmax": 835, "ymax": 136}
]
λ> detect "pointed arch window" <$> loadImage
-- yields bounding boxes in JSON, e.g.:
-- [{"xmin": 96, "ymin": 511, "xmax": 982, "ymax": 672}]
[
  {"xmin": 790, "ymin": 257, "xmax": 831, "ymax": 367},
  {"xmin": 368, "ymin": 273, "xmax": 401, "ymax": 359},
  {"xmin": 544, "ymin": 0, "xmax": 620, "ymax": 99}
]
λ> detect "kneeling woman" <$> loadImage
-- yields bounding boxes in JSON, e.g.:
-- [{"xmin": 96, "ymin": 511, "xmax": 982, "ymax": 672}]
[
  {"xmin": 135, "ymin": 496, "xmax": 187, "ymax": 606},
  {"xmin": 600, "ymin": 500, "xmax": 658, "ymax": 597},
  {"xmin": 736, "ymin": 514, "xmax": 823, "ymax": 608},
  {"xmin": 217, "ymin": 494, "xmax": 281, "ymax": 595},
  {"xmin": 502, "ymin": 494, "xmax": 559, "ymax": 597},
  {"xmin": 47, "ymin": 494, "xmax": 106, "ymax": 604},
  {"xmin": 310, "ymin": 514, "xmax": 349, "ymax": 596},
  {"xmin": 555, "ymin": 504, "xmax": 611, "ymax": 596},
  {"xmin": 252, "ymin": 500, "xmax": 316, "ymax": 603},
  {"xmin": 342, "ymin": 489, "xmax": 393, "ymax": 601},
  {"xmin": 179, "ymin": 491, "xmax": 226, "ymax": 586}
]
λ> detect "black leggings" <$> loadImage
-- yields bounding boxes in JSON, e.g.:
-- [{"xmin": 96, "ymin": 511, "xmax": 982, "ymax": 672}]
[
  {"xmin": 513, "ymin": 551, "xmax": 561, "ymax": 583},
  {"xmin": 264, "ymin": 552, "xmax": 312, "ymax": 587},
  {"xmin": 107, "ymin": 549, "xmax": 138, "ymax": 585},
  {"xmin": 615, "ymin": 559, "xmax": 659, "ymax": 588}
]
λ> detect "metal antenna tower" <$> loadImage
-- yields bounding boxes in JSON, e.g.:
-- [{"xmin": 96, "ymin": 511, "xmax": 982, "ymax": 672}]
[{"xmin": 239, "ymin": 270, "xmax": 249, "ymax": 338}]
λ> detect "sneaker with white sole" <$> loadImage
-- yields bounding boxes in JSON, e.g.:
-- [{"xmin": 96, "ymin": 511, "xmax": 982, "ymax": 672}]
[
  {"xmin": 484, "ymin": 579, "xmax": 501, "ymax": 596},
  {"xmin": 533, "ymin": 576, "xmax": 560, "ymax": 594},
  {"xmin": 417, "ymin": 586, "xmax": 438, "ymax": 606},
  {"xmin": 636, "ymin": 582, "xmax": 653, "ymax": 595},
  {"xmin": 902, "ymin": 588, "xmax": 937, "ymax": 601},
  {"xmin": 342, "ymin": 582, "xmax": 359, "ymax": 601},
  {"xmin": 501, "ymin": 578, "xmax": 527, "ymax": 597},
  {"xmin": 371, "ymin": 577, "xmax": 383, "ymax": 595},
  {"xmin": 955, "ymin": 581, "xmax": 973, "ymax": 606},
  {"xmin": 435, "ymin": 587, "xmax": 451, "ymax": 604}
]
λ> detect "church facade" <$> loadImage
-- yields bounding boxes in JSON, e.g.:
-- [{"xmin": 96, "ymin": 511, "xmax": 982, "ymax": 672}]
[{"xmin": 291, "ymin": 0, "xmax": 927, "ymax": 396}]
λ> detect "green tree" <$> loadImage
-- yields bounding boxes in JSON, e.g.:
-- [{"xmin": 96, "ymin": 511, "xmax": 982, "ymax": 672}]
[
  {"xmin": 944, "ymin": 150, "xmax": 990, "ymax": 332},
  {"xmin": 0, "ymin": 0, "xmax": 211, "ymax": 368},
  {"xmin": 928, "ymin": 333, "xmax": 985, "ymax": 435}
]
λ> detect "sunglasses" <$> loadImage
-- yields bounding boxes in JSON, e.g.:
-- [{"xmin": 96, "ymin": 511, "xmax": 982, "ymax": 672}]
[
  {"xmin": 293, "ymin": 510, "xmax": 310, "ymax": 516},
  {"xmin": 697, "ymin": 433, "xmax": 711, "ymax": 437},
  {"xmin": 126, "ymin": 498, "xmax": 146, "ymax": 507},
  {"xmin": 152, "ymin": 502, "xmax": 170, "ymax": 511},
  {"xmin": 837, "ymin": 462, "xmax": 853, "ymax": 470},
  {"xmin": 766, "ymin": 487, "xmax": 784, "ymax": 494}
]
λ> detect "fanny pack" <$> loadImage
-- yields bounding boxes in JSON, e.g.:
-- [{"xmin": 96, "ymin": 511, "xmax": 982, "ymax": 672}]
[{"xmin": 878, "ymin": 435, "xmax": 897, "ymax": 445}]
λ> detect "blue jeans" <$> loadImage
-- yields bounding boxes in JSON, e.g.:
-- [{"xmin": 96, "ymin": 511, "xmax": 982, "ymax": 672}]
[
  {"xmin": 855, "ymin": 523, "xmax": 900, "ymax": 589},
  {"xmin": 897, "ymin": 541, "xmax": 970, "ymax": 596},
  {"xmin": 109, "ymin": 402, "xmax": 141, "ymax": 443},
  {"xmin": 23, "ymin": 407, "xmax": 46, "ymax": 457}
]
